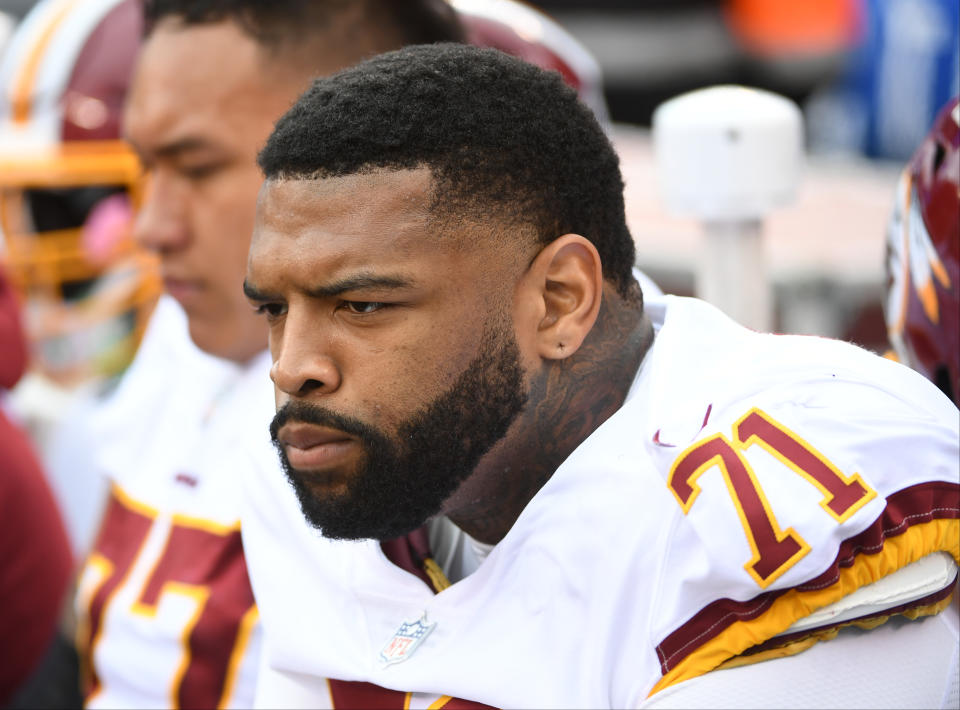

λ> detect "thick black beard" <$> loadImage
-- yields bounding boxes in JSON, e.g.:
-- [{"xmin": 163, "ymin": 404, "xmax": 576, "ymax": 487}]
[{"xmin": 269, "ymin": 321, "xmax": 528, "ymax": 541}]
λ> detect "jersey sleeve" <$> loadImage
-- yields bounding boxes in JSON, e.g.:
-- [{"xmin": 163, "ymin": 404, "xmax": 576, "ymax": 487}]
[
  {"xmin": 639, "ymin": 598, "xmax": 960, "ymax": 710},
  {"xmin": 645, "ymin": 367, "xmax": 960, "ymax": 696}
]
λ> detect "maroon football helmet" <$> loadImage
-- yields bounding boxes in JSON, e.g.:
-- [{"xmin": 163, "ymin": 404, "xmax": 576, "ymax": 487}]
[
  {"xmin": 884, "ymin": 96, "xmax": 960, "ymax": 404},
  {"xmin": 452, "ymin": 0, "xmax": 610, "ymax": 128}
]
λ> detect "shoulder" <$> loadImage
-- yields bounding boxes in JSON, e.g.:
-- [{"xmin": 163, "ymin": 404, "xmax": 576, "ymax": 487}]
[
  {"xmin": 643, "ymin": 296, "xmax": 957, "ymax": 446},
  {"xmin": 620, "ymin": 297, "xmax": 959, "ymax": 696}
]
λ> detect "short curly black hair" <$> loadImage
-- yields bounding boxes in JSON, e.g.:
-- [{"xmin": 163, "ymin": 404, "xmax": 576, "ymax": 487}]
[
  {"xmin": 143, "ymin": 0, "xmax": 465, "ymax": 49},
  {"xmin": 259, "ymin": 43, "xmax": 637, "ymax": 299}
]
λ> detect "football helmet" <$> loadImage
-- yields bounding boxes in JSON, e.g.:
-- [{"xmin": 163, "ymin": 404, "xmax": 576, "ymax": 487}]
[
  {"xmin": 884, "ymin": 96, "xmax": 959, "ymax": 404},
  {"xmin": 451, "ymin": 0, "xmax": 610, "ymax": 128},
  {"xmin": 0, "ymin": 0, "xmax": 160, "ymax": 387}
]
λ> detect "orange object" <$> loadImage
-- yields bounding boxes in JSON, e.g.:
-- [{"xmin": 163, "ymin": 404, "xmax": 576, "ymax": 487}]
[{"xmin": 725, "ymin": 0, "xmax": 864, "ymax": 56}]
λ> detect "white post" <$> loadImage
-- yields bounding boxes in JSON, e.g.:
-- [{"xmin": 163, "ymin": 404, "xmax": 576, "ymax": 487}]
[
  {"xmin": 652, "ymin": 85, "xmax": 803, "ymax": 332},
  {"xmin": 699, "ymin": 219, "xmax": 770, "ymax": 332}
]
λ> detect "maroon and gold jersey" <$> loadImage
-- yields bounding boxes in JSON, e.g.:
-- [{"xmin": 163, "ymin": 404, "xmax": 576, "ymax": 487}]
[{"xmin": 74, "ymin": 297, "xmax": 273, "ymax": 708}]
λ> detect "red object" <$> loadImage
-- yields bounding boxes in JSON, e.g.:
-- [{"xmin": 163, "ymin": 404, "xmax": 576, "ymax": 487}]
[
  {"xmin": 0, "ymin": 267, "xmax": 28, "ymax": 389},
  {"xmin": 62, "ymin": 0, "xmax": 143, "ymax": 142},
  {"xmin": 454, "ymin": 0, "xmax": 609, "ymax": 125},
  {"xmin": 885, "ymin": 97, "xmax": 960, "ymax": 404},
  {"xmin": 461, "ymin": 15, "xmax": 582, "ymax": 93},
  {"xmin": 0, "ymin": 267, "xmax": 73, "ymax": 704},
  {"xmin": 0, "ymin": 411, "xmax": 74, "ymax": 705}
]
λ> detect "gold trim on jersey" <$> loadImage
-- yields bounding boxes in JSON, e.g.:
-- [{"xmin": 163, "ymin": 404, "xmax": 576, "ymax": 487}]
[
  {"xmin": 110, "ymin": 480, "xmax": 160, "ymax": 519},
  {"xmin": 423, "ymin": 557, "xmax": 452, "ymax": 592},
  {"xmin": 218, "ymin": 606, "xmax": 260, "ymax": 709},
  {"xmin": 171, "ymin": 511, "xmax": 243, "ymax": 536},
  {"xmin": 82, "ymin": 483, "xmax": 257, "ymax": 708},
  {"xmin": 167, "ymin": 584, "xmax": 213, "ymax": 708},
  {"xmin": 714, "ymin": 592, "xmax": 954, "ymax": 671},
  {"xmin": 82, "ymin": 485, "xmax": 156, "ymax": 705},
  {"xmin": 649, "ymin": 516, "xmax": 959, "ymax": 696},
  {"xmin": 75, "ymin": 553, "xmax": 113, "ymax": 699}
]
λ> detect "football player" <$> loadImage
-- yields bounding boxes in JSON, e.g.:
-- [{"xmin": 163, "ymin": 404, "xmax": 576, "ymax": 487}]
[{"xmin": 239, "ymin": 44, "xmax": 959, "ymax": 708}]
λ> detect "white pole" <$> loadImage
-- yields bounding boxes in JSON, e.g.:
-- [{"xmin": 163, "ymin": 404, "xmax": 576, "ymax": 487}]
[{"xmin": 699, "ymin": 219, "xmax": 771, "ymax": 332}]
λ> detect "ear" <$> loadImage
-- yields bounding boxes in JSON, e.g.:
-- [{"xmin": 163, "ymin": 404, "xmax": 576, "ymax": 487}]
[{"xmin": 523, "ymin": 234, "xmax": 603, "ymax": 361}]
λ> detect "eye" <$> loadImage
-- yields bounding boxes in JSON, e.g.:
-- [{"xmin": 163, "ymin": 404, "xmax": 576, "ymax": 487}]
[
  {"xmin": 254, "ymin": 302, "xmax": 286, "ymax": 321},
  {"xmin": 342, "ymin": 301, "xmax": 385, "ymax": 315},
  {"xmin": 179, "ymin": 162, "xmax": 225, "ymax": 181}
]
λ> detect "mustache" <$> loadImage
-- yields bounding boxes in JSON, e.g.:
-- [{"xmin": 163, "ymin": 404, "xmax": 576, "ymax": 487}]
[{"xmin": 269, "ymin": 400, "xmax": 382, "ymax": 445}]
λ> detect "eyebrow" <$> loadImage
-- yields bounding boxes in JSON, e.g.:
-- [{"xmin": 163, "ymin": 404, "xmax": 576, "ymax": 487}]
[
  {"xmin": 126, "ymin": 135, "xmax": 219, "ymax": 162},
  {"xmin": 242, "ymin": 273, "xmax": 415, "ymax": 302},
  {"xmin": 306, "ymin": 274, "xmax": 414, "ymax": 298},
  {"xmin": 242, "ymin": 279, "xmax": 274, "ymax": 302}
]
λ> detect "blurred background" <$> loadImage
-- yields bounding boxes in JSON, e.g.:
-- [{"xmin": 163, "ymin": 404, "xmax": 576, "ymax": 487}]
[
  {"xmin": 0, "ymin": 0, "xmax": 957, "ymax": 428},
  {"xmin": 2, "ymin": 0, "xmax": 957, "ymax": 354},
  {"xmin": 525, "ymin": 0, "xmax": 958, "ymax": 353}
]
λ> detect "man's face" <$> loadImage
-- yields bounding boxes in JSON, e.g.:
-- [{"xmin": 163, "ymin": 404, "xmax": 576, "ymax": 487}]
[
  {"xmin": 123, "ymin": 20, "xmax": 313, "ymax": 362},
  {"xmin": 246, "ymin": 169, "xmax": 534, "ymax": 540}
]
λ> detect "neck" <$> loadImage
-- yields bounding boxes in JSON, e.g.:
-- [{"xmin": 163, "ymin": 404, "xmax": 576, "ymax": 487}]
[{"xmin": 444, "ymin": 284, "xmax": 654, "ymax": 544}]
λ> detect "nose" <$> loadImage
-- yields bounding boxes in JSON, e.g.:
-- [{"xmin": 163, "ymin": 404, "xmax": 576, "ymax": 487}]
[
  {"xmin": 270, "ymin": 313, "xmax": 342, "ymax": 398},
  {"xmin": 133, "ymin": 171, "xmax": 189, "ymax": 252}
]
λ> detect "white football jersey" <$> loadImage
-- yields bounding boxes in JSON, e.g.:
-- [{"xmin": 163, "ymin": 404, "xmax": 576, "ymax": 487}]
[
  {"xmin": 239, "ymin": 295, "xmax": 959, "ymax": 709},
  {"xmin": 75, "ymin": 296, "xmax": 273, "ymax": 709}
]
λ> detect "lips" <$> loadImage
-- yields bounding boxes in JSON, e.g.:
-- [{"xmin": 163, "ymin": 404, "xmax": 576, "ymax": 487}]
[
  {"xmin": 277, "ymin": 422, "xmax": 356, "ymax": 471},
  {"xmin": 163, "ymin": 275, "xmax": 203, "ymax": 305}
]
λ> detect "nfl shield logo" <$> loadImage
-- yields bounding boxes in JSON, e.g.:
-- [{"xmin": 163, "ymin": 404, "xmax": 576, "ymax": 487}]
[{"xmin": 379, "ymin": 612, "xmax": 436, "ymax": 666}]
